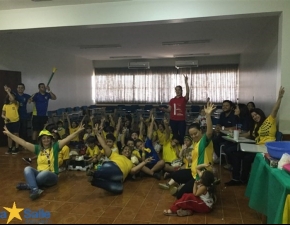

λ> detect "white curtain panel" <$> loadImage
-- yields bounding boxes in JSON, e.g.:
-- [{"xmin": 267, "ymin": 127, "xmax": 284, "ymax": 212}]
[{"xmin": 94, "ymin": 65, "xmax": 238, "ymax": 104}]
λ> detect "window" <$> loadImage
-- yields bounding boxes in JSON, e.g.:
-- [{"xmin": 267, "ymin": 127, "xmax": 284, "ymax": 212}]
[{"xmin": 94, "ymin": 65, "xmax": 238, "ymax": 103}]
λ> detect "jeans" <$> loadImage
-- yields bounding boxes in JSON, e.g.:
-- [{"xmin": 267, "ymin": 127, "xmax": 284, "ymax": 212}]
[
  {"xmin": 24, "ymin": 166, "xmax": 58, "ymax": 190},
  {"xmin": 91, "ymin": 161, "xmax": 124, "ymax": 194}
]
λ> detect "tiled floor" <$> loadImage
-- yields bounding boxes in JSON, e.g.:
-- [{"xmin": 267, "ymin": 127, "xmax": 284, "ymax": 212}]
[{"xmin": 0, "ymin": 148, "xmax": 263, "ymax": 224}]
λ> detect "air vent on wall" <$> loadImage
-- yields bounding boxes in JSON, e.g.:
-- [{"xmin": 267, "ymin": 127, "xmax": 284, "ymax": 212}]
[
  {"xmin": 110, "ymin": 56, "xmax": 142, "ymax": 59},
  {"xmin": 79, "ymin": 44, "xmax": 121, "ymax": 49},
  {"xmin": 162, "ymin": 39, "xmax": 211, "ymax": 46},
  {"xmin": 128, "ymin": 62, "xmax": 150, "ymax": 69},
  {"xmin": 174, "ymin": 53, "xmax": 210, "ymax": 57},
  {"xmin": 175, "ymin": 60, "xmax": 198, "ymax": 69}
]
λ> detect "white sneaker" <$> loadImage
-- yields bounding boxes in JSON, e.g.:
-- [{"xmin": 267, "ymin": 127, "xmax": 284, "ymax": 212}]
[{"xmin": 58, "ymin": 167, "xmax": 66, "ymax": 173}]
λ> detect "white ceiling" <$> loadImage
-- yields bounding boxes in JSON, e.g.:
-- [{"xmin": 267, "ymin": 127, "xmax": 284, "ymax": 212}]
[{"xmin": 0, "ymin": 0, "xmax": 279, "ymax": 61}]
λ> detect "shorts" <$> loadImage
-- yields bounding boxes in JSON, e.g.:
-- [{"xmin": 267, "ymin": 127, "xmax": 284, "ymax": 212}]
[
  {"xmin": 6, "ymin": 121, "xmax": 20, "ymax": 133},
  {"xmin": 32, "ymin": 116, "xmax": 48, "ymax": 131}
]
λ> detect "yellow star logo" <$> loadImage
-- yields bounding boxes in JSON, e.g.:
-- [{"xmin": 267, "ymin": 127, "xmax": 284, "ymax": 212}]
[{"xmin": 3, "ymin": 202, "xmax": 23, "ymax": 224}]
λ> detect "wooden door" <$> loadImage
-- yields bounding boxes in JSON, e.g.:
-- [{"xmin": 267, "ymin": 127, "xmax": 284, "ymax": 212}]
[{"xmin": 0, "ymin": 70, "xmax": 22, "ymax": 147}]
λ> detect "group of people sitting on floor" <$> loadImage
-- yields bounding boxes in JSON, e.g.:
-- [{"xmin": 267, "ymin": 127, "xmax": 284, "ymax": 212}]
[{"xmin": 3, "ymin": 86, "xmax": 285, "ymax": 217}]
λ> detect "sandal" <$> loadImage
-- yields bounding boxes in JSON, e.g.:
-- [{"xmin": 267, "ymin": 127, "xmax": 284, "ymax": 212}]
[
  {"xmin": 16, "ymin": 183, "xmax": 30, "ymax": 190},
  {"xmin": 163, "ymin": 209, "xmax": 177, "ymax": 216},
  {"xmin": 177, "ymin": 209, "xmax": 193, "ymax": 217}
]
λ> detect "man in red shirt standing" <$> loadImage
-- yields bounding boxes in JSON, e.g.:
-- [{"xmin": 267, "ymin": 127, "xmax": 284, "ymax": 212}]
[{"xmin": 160, "ymin": 75, "xmax": 189, "ymax": 144}]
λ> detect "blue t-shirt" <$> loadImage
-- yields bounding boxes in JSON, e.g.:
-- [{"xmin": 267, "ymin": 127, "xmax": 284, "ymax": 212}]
[
  {"xmin": 14, "ymin": 93, "xmax": 31, "ymax": 119},
  {"xmin": 32, "ymin": 92, "xmax": 51, "ymax": 116},
  {"xmin": 218, "ymin": 110, "xmax": 236, "ymax": 128},
  {"xmin": 144, "ymin": 138, "xmax": 160, "ymax": 166},
  {"xmin": 236, "ymin": 114, "xmax": 252, "ymax": 132}
]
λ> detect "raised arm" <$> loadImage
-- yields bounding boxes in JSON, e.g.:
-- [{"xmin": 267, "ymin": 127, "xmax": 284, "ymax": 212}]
[
  {"xmin": 271, "ymin": 86, "xmax": 285, "ymax": 119},
  {"xmin": 46, "ymin": 85, "xmax": 57, "ymax": 100},
  {"xmin": 183, "ymin": 74, "xmax": 189, "ymax": 101},
  {"xmin": 3, "ymin": 126, "xmax": 35, "ymax": 152},
  {"xmin": 94, "ymin": 124, "xmax": 112, "ymax": 157},
  {"xmin": 114, "ymin": 117, "xmax": 122, "ymax": 137},
  {"xmin": 147, "ymin": 114, "xmax": 155, "ymax": 140},
  {"xmin": 4, "ymin": 86, "xmax": 16, "ymax": 103},
  {"xmin": 139, "ymin": 115, "xmax": 144, "ymax": 140},
  {"xmin": 204, "ymin": 102, "xmax": 216, "ymax": 139},
  {"xmin": 65, "ymin": 113, "xmax": 71, "ymax": 128},
  {"xmin": 109, "ymin": 114, "xmax": 115, "ymax": 128},
  {"xmin": 58, "ymin": 123, "xmax": 85, "ymax": 149},
  {"xmin": 163, "ymin": 117, "xmax": 170, "ymax": 142}
]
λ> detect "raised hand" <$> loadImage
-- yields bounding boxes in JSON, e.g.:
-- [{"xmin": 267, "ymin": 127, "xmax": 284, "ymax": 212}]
[
  {"xmin": 183, "ymin": 74, "xmax": 188, "ymax": 83},
  {"xmin": 278, "ymin": 86, "xmax": 285, "ymax": 99},
  {"xmin": 4, "ymin": 85, "xmax": 10, "ymax": 92},
  {"xmin": 163, "ymin": 117, "xmax": 169, "ymax": 125},
  {"xmin": 3, "ymin": 126, "xmax": 11, "ymax": 136},
  {"xmin": 204, "ymin": 102, "xmax": 216, "ymax": 115}
]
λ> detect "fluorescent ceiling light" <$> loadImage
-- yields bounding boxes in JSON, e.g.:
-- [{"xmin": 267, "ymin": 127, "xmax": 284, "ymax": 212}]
[
  {"xmin": 79, "ymin": 44, "xmax": 121, "ymax": 49},
  {"xmin": 110, "ymin": 56, "xmax": 142, "ymax": 59},
  {"xmin": 174, "ymin": 53, "xmax": 210, "ymax": 57},
  {"xmin": 162, "ymin": 39, "xmax": 211, "ymax": 46}
]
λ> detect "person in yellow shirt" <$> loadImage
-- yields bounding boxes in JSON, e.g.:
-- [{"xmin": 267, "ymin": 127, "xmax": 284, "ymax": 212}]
[
  {"xmin": 66, "ymin": 112, "xmax": 85, "ymax": 148},
  {"xmin": 162, "ymin": 118, "xmax": 181, "ymax": 173},
  {"xmin": 50, "ymin": 130, "xmax": 70, "ymax": 173},
  {"xmin": 158, "ymin": 135, "xmax": 193, "ymax": 190},
  {"xmin": 2, "ymin": 86, "xmax": 20, "ymax": 154},
  {"xmin": 171, "ymin": 102, "xmax": 216, "ymax": 199},
  {"xmin": 85, "ymin": 136, "xmax": 100, "ymax": 163},
  {"xmin": 225, "ymin": 86, "xmax": 285, "ymax": 186},
  {"xmin": 3, "ymin": 120, "xmax": 85, "ymax": 200},
  {"xmin": 89, "ymin": 124, "xmax": 154, "ymax": 194},
  {"xmin": 135, "ymin": 115, "xmax": 165, "ymax": 180}
]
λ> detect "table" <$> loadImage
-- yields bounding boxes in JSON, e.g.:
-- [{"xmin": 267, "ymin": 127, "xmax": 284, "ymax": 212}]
[
  {"xmin": 245, "ymin": 153, "xmax": 290, "ymax": 224},
  {"xmin": 240, "ymin": 143, "xmax": 267, "ymax": 153},
  {"xmin": 222, "ymin": 135, "xmax": 256, "ymax": 144}
]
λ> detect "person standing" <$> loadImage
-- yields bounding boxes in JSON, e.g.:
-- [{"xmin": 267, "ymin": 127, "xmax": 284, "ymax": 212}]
[
  {"xmin": 13, "ymin": 83, "xmax": 31, "ymax": 141},
  {"xmin": 30, "ymin": 83, "xmax": 57, "ymax": 143},
  {"xmin": 2, "ymin": 86, "xmax": 20, "ymax": 154},
  {"xmin": 160, "ymin": 74, "xmax": 189, "ymax": 144}
]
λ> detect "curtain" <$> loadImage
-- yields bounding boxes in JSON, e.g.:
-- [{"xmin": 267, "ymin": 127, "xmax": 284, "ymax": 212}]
[{"xmin": 94, "ymin": 65, "xmax": 238, "ymax": 104}]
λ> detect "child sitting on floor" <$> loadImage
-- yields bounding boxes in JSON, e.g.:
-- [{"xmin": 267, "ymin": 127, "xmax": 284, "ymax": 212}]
[{"xmin": 163, "ymin": 163, "xmax": 216, "ymax": 217}]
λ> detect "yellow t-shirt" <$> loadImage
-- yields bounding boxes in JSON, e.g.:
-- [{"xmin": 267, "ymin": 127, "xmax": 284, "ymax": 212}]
[
  {"xmin": 35, "ymin": 142, "xmax": 60, "ymax": 174},
  {"xmin": 57, "ymin": 127, "xmax": 66, "ymax": 139},
  {"xmin": 69, "ymin": 127, "xmax": 79, "ymax": 142},
  {"xmin": 191, "ymin": 134, "xmax": 213, "ymax": 179},
  {"xmin": 86, "ymin": 145, "xmax": 100, "ymax": 157},
  {"xmin": 254, "ymin": 115, "xmax": 276, "ymax": 145},
  {"xmin": 109, "ymin": 151, "xmax": 134, "ymax": 181},
  {"xmin": 132, "ymin": 150, "xmax": 141, "ymax": 159},
  {"xmin": 58, "ymin": 145, "xmax": 70, "ymax": 166},
  {"xmin": 2, "ymin": 102, "xmax": 19, "ymax": 123},
  {"xmin": 162, "ymin": 140, "xmax": 179, "ymax": 163},
  {"xmin": 157, "ymin": 130, "xmax": 166, "ymax": 145},
  {"xmin": 83, "ymin": 132, "xmax": 95, "ymax": 142}
]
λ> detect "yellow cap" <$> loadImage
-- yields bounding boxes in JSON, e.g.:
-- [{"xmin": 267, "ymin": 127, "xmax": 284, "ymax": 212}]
[{"xmin": 38, "ymin": 130, "xmax": 53, "ymax": 138}]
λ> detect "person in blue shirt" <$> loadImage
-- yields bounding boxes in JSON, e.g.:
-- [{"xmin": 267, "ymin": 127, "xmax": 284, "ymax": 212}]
[
  {"xmin": 30, "ymin": 83, "xmax": 57, "ymax": 143},
  {"xmin": 14, "ymin": 83, "xmax": 31, "ymax": 142},
  {"xmin": 212, "ymin": 100, "xmax": 236, "ymax": 163}
]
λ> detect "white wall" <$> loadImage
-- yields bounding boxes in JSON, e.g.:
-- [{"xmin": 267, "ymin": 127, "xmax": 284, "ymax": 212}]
[
  {"xmin": 0, "ymin": 36, "xmax": 94, "ymax": 111},
  {"xmin": 239, "ymin": 17, "xmax": 279, "ymax": 116}
]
